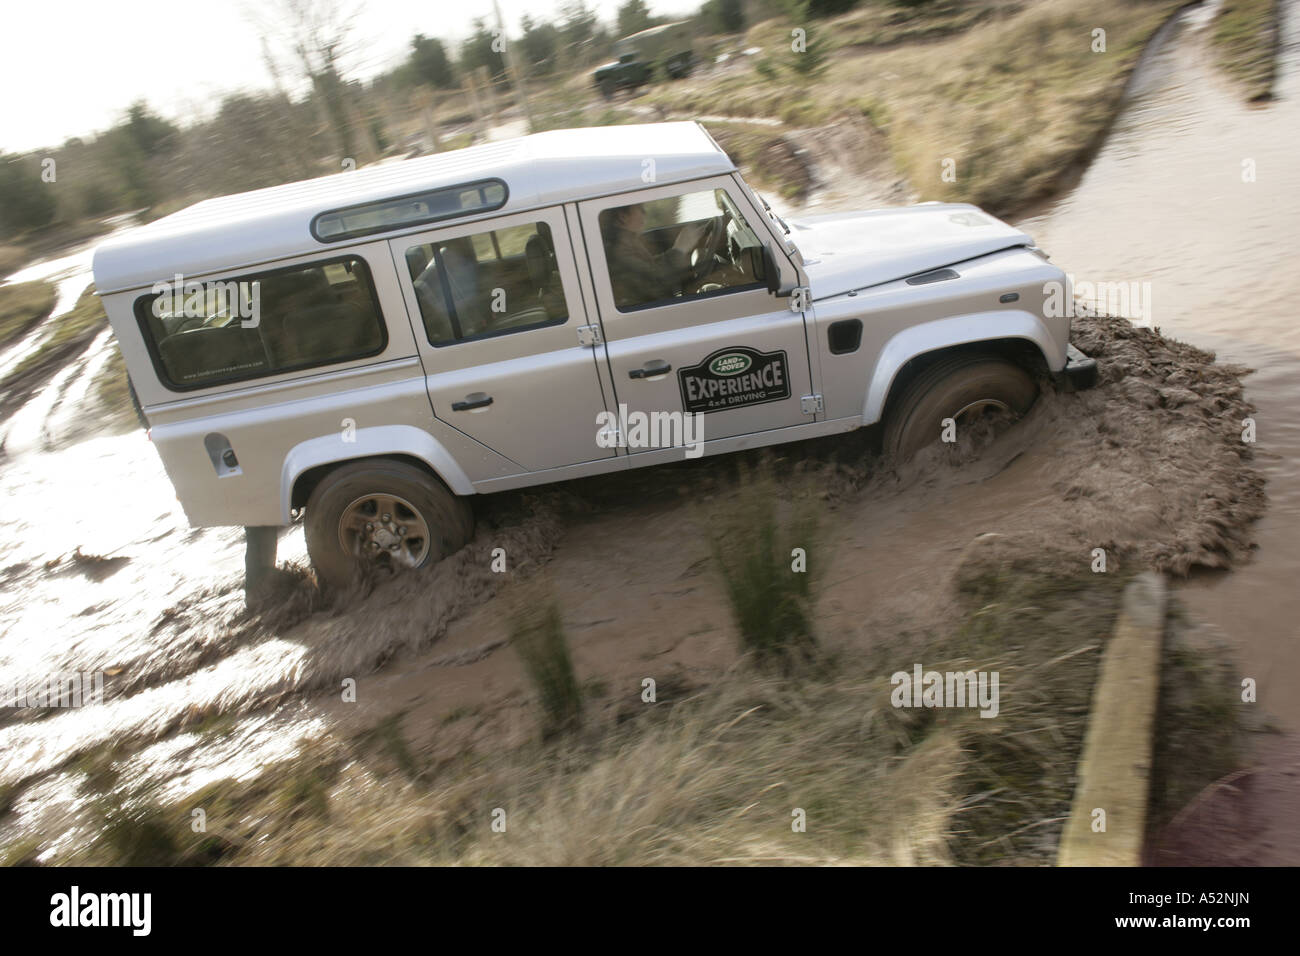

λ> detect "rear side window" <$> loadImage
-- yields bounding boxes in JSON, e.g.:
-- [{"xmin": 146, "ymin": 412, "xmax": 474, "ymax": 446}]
[
  {"xmin": 135, "ymin": 257, "xmax": 386, "ymax": 390},
  {"xmin": 402, "ymin": 220, "xmax": 569, "ymax": 347}
]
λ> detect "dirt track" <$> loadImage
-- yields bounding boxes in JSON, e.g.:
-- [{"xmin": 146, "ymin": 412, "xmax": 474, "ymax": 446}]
[
  {"xmin": 282, "ymin": 310, "xmax": 1264, "ymax": 750},
  {"xmin": 0, "ymin": 306, "xmax": 1265, "ymax": 863}
]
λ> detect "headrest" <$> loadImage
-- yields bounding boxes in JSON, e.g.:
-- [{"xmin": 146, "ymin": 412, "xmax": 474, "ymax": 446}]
[{"xmin": 525, "ymin": 234, "xmax": 551, "ymax": 285}]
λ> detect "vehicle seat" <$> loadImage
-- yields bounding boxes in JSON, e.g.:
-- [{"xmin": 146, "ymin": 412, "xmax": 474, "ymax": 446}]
[
  {"xmin": 525, "ymin": 233, "xmax": 568, "ymax": 321},
  {"xmin": 282, "ymin": 296, "xmax": 377, "ymax": 365},
  {"xmin": 436, "ymin": 237, "xmax": 486, "ymax": 337},
  {"xmin": 412, "ymin": 260, "xmax": 454, "ymax": 343},
  {"xmin": 259, "ymin": 270, "xmax": 333, "ymax": 365},
  {"xmin": 406, "ymin": 245, "xmax": 432, "ymax": 279},
  {"xmin": 158, "ymin": 325, "xmax": 268, "ymax": 386}
]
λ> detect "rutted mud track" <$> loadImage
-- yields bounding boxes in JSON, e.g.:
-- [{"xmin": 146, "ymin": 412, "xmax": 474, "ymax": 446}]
[{"xmin": 0, "ymin": 306, "xmax": 1265, "ymax": 849}]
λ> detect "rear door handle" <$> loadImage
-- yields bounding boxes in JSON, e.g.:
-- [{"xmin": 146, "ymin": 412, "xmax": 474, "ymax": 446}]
[
  {"xmin": 451, "ymin": 393, "xmax": 494, "ymax": 411},
  {"xmin": 629, "ymin": 360, "xmax": 672, "ymax": 380}
]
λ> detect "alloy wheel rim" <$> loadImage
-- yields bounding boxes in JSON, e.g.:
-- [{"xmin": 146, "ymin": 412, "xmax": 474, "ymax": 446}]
[
  {"xmin": 953, "ymin": 397, "xmax": 1012, "ymax": 422},
  {"xmin": 338, "ymin": 493, "xmax": 432, "ymax": 569}
]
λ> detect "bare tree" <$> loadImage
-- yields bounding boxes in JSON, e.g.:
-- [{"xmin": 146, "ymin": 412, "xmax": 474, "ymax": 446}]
[{"xmin": 248, "ymin": 0, "xmax": 367, "ymax": 164}]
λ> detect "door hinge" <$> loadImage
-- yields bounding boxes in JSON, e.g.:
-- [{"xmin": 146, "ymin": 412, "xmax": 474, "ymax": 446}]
[
  {"xmin": 577, "ymin": 324, "xmax": 603, "ymax": 347},
  {"xmin": 800, "ymin": 393, "xmax": 824, "ymax": 415},
  {"xmin": 789, "ymin": 287, "xmax": 811, "ymax": 312}
]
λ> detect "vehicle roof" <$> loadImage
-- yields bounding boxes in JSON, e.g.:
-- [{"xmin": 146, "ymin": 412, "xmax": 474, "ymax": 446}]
[
  {"xmin": 619, "ymin": 21, "xmax": 687, "ymax": 40},
  {"xmin": 92, "ymin": 121, "xmax": 733, "ymax": 294}
]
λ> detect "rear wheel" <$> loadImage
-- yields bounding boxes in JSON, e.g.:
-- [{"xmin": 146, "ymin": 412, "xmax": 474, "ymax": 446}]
[
  {"xmin": 882, "ymin": 355, "xmax": 1038, "ymax": 462},
  {"xmin": 304, "ymin": 458, "xmax": 473, "ymax": 590}
]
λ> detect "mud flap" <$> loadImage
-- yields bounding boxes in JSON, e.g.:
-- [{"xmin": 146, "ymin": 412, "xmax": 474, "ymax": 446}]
[{"xmin": 1054, "ymin": 344, "xmax": 1099, "ymax": 392}]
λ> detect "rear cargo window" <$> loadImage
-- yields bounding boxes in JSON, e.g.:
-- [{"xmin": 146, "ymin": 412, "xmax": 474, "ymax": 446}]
[{"xmin": 135, "ymin": 256, "xmax": 386, "ymax": 391}]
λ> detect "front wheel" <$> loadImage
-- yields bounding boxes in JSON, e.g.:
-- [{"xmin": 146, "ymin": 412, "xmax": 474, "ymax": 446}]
[
  {"xmin": 882, "ymin": 355, "xmax": 1038, "ymax": 462},
  {"xmin": 304, "ymin": 458, "xmax": 473, "ymax": 590}
]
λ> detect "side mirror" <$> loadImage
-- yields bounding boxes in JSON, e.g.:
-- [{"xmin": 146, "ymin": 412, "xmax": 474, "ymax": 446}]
[{"xmin": 750, "ymin": 245, "xmax": 781, "ymax": 296}]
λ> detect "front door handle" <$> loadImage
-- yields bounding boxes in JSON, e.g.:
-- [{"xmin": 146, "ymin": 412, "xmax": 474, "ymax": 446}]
[
  {"xmin": 629, "ymin": 360, "xmax": 672, "ymax": 380},
  {"xmin": 451, "ymin": 393, "xmax": 494, "ymax": 411}
]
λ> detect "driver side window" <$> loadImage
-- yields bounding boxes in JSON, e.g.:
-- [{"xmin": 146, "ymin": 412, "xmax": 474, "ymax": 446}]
[{"xmin": 597, "ymin": 187, "xmax": 764, "ymax": 312}]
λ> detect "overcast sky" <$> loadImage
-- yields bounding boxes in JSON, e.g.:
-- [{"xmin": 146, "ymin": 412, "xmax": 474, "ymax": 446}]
[{"xmin": 1, "ymin": 0, "xmax": 703, "ymax": 154}]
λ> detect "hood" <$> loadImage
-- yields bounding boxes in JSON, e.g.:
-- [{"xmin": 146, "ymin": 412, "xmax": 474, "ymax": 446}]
[{"xmin": 786, "ymin": 203, "xmax": 1033, "ymax": 300}]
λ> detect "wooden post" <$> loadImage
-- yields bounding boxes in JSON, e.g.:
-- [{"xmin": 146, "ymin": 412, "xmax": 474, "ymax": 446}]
[
  {"xmin": 244, "ymin": 526, "xmax": 279, "ymax": 604},
  {"xmin": 1058, "ymin": 572, "xmax": 1167, "ymax": 866}
]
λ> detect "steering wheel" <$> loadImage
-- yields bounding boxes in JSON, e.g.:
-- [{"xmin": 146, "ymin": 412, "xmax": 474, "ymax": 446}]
[{"xmin": 690, "ymin": 214, "xmax": 729, "ymax": 282}]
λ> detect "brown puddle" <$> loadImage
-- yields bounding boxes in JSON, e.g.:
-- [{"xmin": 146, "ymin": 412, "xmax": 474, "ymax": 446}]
[{"xmin": 1021, "ymin": 0, "xmax": 1300, "ymax": 731}]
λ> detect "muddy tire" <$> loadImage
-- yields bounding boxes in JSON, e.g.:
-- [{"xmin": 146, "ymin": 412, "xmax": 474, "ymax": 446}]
[
  {"xmin": 882, "ymin": 355, "xmax": 1038, "ymax": 462},
  {"xmin": 304, "ymin": 458, "xmax": 473, "ymax": 590}
]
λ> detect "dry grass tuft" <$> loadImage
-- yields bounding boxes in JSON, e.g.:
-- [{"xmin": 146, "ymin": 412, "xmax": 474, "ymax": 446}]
[{"xmin": 1211, "ymin": 0, "xmax": 1280, "ymax": 101}]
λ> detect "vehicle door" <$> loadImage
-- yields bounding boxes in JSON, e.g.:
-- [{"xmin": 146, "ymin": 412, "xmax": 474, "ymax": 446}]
[
  {"xmin": 389, "ymin": 207, "xmax": 613, "ymax": 472},
  {"xmin": 576, "ymin": 178, "xmax": 814, "ymax": 454}
]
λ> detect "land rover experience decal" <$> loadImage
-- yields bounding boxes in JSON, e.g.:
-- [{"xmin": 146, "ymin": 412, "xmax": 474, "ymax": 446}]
[{"xmin": 679, "ymin": 346, "xmax": 791, "ymax": 414}]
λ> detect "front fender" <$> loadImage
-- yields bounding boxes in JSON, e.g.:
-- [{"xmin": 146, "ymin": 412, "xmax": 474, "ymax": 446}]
[
  {"xmin": 280, "ymin": 424, "xmax": 474, "ymax": 523},
  {"xmin": 862, "ymin": 310, "xmax": 1065, "ymax": 425}
]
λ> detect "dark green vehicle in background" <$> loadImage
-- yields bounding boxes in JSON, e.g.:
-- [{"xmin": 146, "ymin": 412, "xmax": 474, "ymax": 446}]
[{"xmin": 593, "ymin": 22, "xmax": 695, "ymax": 99}]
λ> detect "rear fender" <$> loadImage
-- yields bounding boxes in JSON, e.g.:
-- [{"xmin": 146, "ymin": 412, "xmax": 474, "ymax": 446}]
[{"xmin": 280, "ymin": 424, "xmax": 473, "ymax": 524}]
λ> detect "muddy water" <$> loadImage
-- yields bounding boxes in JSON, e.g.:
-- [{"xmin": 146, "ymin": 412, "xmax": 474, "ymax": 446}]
[
  {"xmin": 0, "ymin": 223, "xmax": 322, "ymax": 812},
  {"xmin": 1021, "ymin": 0, "xmax": 1300, "ymax": 728}
]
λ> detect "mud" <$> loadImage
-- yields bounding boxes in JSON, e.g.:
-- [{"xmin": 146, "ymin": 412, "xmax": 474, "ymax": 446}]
[
  {"xmin": 2, "ymin": 304, "xmax": 1264, "ymax": 861},
  {"xmin": 0, "ymin": 239, "xmax": 1269, "ymax": 864},
  {"xmin": 0, "ymin": 290, "xmax": 108, "ymax": 441},
  {"xmin": 1056, "ymin": 314, "xmax": 1263, "ymax": 573}
]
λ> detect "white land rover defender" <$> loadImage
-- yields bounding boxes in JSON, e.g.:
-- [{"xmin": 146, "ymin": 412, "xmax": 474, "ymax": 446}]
[{"xmin": 92, "ymin": 122, "xmax": 1096, "ymax": 590}]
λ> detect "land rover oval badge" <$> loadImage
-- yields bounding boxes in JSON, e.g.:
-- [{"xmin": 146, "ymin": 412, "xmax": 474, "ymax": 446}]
[{"xmin": 709, "ymin": 352, "xmax": 752, "ymax": 376}]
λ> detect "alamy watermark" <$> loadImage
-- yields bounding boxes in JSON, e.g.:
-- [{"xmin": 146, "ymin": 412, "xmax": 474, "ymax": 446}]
[
  {"xmin": 596, "ymin": 403, "xmax": 704, "ymax": 458},
  {"xmin": 1044, "ymin": 274, "xmax": 1154, "ymax": 327},
  {"xmin": 150, "ymin": 273, "xmax": 261, "ymax": 328},
  {"xmin": 50, "ymin": 886, "xmax": 150, "ymax": 936},
  {"xmin": 890, "ymin": 663, "xmax": 1000, "ymax": 718},
  {"xmin": 2, "ymin": 671, "xmax": 105, "ymax": 708}
]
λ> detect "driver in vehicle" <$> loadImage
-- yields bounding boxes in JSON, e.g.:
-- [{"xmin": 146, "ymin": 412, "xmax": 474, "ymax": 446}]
[{"xmin": 603, "ymin": 202, "xmax": 707, "ymax": 309}]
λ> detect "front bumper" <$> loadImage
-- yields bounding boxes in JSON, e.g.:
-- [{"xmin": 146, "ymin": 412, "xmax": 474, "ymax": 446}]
[{"xmin": 1053, "ymin": 343, "xmax": 1099, "ymax": 392}]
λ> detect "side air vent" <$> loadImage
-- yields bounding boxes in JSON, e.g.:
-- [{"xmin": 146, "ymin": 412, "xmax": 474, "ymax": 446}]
[
  {"xmin": 905, "ymin": 268, "xmax": 959, "ymax": 286},
  {"xmin": 828, "ymin": 319, "xmax": 863, "ymax": 355}
]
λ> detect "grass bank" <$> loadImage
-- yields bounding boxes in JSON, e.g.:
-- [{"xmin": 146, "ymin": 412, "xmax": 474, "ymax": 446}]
[
  {"xmin": 88, "ymin": 348, "xmax": 138, "ymax": 435},
  {"xmin": 643, "ymin": 0, "xmax": 1184, "ymax": 216},
  {"xmin": 2, "ymin": 284, "xmax": 105, "ymax": 384},
  {"xmin": 31, "ymin": 533, "xmax": 1241, "ymax": 866},
  {"xmin": 0, "ymin": 284, "xmax": 108, "ymax": 424},
  {"xmin": 1212, "ymin": 0, "xmax": 1281, "ymax": 101},
  {"xmin": 0, "ymin": 246, "xmax": 31, "ymax": 278},
  {"xmin": 0, "ymin": 280, "xmax": 56, "ymax": 350}
]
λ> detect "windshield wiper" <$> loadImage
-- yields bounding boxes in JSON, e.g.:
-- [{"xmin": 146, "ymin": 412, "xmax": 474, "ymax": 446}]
[{"xmin": 758, "ymin": 192, "xmax": 791, "ymax": 235}]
